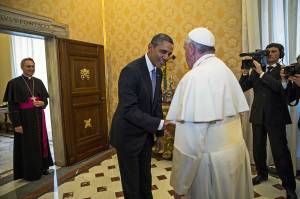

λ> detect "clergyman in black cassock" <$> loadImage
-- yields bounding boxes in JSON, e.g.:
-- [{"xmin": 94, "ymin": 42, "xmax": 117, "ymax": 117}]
[{"xmin": 3, "ymin": 57, "xmax": 53, "ymax": 181}]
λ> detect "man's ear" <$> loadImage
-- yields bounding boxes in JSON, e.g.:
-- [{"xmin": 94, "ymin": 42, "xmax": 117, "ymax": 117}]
[
  {"xmin": 188, "ymin": 42, "xmax": 196, "ymax": 55},
  {"xmin": 148, "ymin": 43, "xmax": 154, "ymax": 54},
  {"xmin": 186, "ymin": 43, "xmax": 195, "ymax": 59},
  {"xmin": 148, "ymin": 43, "xmax": 154, "ymax": 50}
]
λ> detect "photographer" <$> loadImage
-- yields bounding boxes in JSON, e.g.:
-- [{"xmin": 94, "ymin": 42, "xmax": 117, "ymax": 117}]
[
  {"xmin": 281, "ymin": 54, "xmax": 300, "ymax": 126},
  {"xmin": 239, "ymin": 43, "xmax": 297, "ymax": 199}
]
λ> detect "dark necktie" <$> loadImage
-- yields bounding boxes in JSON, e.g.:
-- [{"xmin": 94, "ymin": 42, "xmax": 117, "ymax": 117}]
[
  {"xmin": 267, "ymin": 66, "xmax": 273, "ymax": 73},
  {"xmin": 151, "ymin": 68, "xmax": 156, "ymax": 100}
]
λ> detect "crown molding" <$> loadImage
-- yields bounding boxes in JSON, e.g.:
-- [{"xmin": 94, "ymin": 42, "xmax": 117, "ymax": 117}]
[{"xmin": 0, "ymin": 4, "xmax": 69, "ymax": 38}]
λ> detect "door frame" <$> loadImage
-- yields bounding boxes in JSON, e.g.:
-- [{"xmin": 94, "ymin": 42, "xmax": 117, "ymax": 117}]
[{"xmin": 0, "ymin": 5, "xmax": 69, "ymax": 166}]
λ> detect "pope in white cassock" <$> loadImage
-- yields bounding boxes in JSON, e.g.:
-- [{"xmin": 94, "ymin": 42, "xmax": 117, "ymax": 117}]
[{"xmin": 166, "ymin": 27, "xmax": 253, "ymax": 199}]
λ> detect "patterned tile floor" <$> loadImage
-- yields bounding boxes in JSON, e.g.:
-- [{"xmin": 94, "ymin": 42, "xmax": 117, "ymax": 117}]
[
  {"xmin": 0, "ymin": 133, "xmax": 299, "ymax": 199},
  {"xmin": 0, "ymin": 134, "xmax": 13, "ymax": 176},
  {"xmin": 37, "ymin": 154, "xmax": 300, "ymax": 199},
  {"xmin": 0, "ymin": 133, "xmax": 54, "ymax": 181}
]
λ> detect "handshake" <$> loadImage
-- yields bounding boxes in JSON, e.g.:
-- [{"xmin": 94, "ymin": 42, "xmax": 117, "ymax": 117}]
[
  {"xmin": 163, "ymin": 120, "xmax": 176, "ymax": 136},
  {"xmin": 154, "ymin": 120, "xmax": 176, "ymax": 154}
]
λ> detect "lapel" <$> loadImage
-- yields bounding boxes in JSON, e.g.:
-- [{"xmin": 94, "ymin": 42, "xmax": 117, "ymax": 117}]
[
  {"xmin": 139, "ymin": 56, "xmax": 153, "ymax": 103},
  {"xmin": 269, "ymin": 63, "xmax": 281, "ymax": 77},
  {"xmin": 139, "ymin": 56, "xmax": 162, "ymax": 112}
]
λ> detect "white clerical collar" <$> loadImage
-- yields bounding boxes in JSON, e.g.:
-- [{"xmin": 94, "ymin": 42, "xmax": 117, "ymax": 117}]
[
  {"xmin": 192, "ymin": 53, "xmax": 215, "ymax": 69},
  {"xmin": 22, "ymin": 74, "xmax": 33, "ymax": 80},
  {"xmin": 145, "ymin": 53, "xmax": 156, "ymax": 73}
]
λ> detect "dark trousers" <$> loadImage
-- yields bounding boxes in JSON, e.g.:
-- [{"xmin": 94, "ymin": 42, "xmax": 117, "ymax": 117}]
[
  {"xmin": 252, "ymin": 124, "xmax": 296, "ymax": 191},
  {"xmin": 116, "ymin": 137, "xmax": 153, "ymax": 199}
]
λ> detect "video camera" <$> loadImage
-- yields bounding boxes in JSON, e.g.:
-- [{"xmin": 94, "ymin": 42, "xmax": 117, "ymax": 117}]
[
  {"xmin": 240, "ymin": 49, "xmax": 270, "ymax": 69},
  {"xmin": 283, "ymin": 63, "xmax": 300, "ymax": 78}
]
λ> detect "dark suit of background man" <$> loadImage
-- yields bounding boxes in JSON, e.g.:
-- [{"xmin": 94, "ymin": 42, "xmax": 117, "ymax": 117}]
[
  {"xmin": 283, "ymin": 54, "xmax": 300, "ymax": 129},
  {"xmin": 239, "ymin": 43, "xmax": 297, "ymax": 199},
  {"xmin": 110, "ymin": 33, "xmax": 174, "ymax": 199}
]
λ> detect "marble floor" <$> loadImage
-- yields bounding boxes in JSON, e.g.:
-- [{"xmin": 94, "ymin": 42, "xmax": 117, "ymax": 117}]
[
  {"xmin": 0, "ymin": 133, "xmax": 55, "ymax": 179},
  {"xmin": 0, "ymin": 131, "xmax": 56, "ymax": 199},
  {"xmin": 37, "ymin": 155, "xmax": 299, "ymax": 199},
  {"xmin": 0, "ymin": 143, "xmax": 299, "ymax": 199},
  {"xmin": 0, "ymin": 134, "xmax": 13, "ymax": 177},
  {"xmin": 0, "ymin": 149, "xmax": 114, "ymax": 199}
]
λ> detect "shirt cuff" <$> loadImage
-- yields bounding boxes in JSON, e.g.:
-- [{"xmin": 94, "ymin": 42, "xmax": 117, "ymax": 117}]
[
  {"xmin": 259, "ymin": 72, "xmax": 265, "ymax": 78},
  {"xmin": 158, "ymin": 120, "xmax": 164, "ymax": 130}
]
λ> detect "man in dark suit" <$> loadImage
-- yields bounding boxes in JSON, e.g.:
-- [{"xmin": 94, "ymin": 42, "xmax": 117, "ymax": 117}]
[
  {"xmin": 282, "ymin": 54, "xmax": 300, "ymax": 128},
  {"xmin": 110, "ymin": 33, "xmax": 174, "ymax": 199},
  {"xmin": 239, "ymin": 43, "xmax": 297, "ymax": 199},
  {"xmin": 285, "ymin": 73, "xmax": 300, "ymax": 106}
]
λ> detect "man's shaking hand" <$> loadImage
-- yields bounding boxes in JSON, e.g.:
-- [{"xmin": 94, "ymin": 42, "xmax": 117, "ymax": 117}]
[{"xmin": 163, "ymin": 120, "xmax": 176, "ymax": 136}]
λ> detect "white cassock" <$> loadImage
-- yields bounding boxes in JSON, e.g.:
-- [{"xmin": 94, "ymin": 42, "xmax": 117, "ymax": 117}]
[{"xmin": 167, "ymin": 54, "xmax": 253, "ymax": 199}]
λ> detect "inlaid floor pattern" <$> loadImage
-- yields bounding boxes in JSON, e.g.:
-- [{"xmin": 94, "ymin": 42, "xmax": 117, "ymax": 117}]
[{"xmin": 39, "ymin": 155, "xmax": 300, "ymax": 199}]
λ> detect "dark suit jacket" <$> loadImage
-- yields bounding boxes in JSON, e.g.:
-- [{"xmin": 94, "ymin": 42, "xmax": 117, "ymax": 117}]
[
  {"xmin": 239, "ymin": 64, "xmax": 291, "ymax": 125},
  {"xmin": 286, "ymin": 81, "xmax": 300, "ymax": 103},
  {"xmin": 285, "ymin": 82, "xmax": 300, "ymax": 129},
  {"xmin": 110, "ymin": 56, "xmax": 164, "ymax": 155}
]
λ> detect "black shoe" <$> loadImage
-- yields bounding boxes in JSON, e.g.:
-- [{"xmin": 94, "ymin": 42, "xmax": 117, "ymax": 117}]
[
  {"xmin": 268, "ymin": 165, "xmax": 278, "ymax": 175},
  {"xmin": 286, "ymin": 189, "xmax": 298, "ymax": 199},
  {"xmin": 252, "ymin": 175, "xmax": 268, "ymax": 185},
  {"xmin": 42, "ymin": 170, "xmax": 50, "ymax": 175}
]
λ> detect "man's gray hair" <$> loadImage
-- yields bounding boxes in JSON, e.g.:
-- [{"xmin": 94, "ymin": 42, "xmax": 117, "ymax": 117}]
[
  {"xmin": 150, "ymin": 33, "xmax": 174, "ymax": 47},
  {"xmin": 186, "ymin": 38, "xmax": 215, "ymax": 54},
  {"xmin": 20, "ymin": 57, "xmax": 35, "ymax": 67}
]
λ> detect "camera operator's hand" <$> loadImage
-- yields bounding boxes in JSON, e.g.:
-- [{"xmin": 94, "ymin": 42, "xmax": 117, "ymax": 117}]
[
  {"xmin": 289, "ymin": 74, "xmax": 300, "ymax": 87},
  {"xmin": 280, "ymin": 68, "xmax": 286, "ymax": 80},
  {"xmin": 252, "ymin": 60, "xmax": 263, "ymax": 75},
  {"xmin": 242, "ymin": 68, "xmax": 250, "ymax": 75}
]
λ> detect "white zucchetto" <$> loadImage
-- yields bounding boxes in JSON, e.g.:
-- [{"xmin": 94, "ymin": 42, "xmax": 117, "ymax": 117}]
[{"xmin": 188, "ymin": 27, "xmax": 215, "ymax": 47}]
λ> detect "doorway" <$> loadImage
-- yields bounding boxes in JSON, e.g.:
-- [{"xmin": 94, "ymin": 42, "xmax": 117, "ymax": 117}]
[
  {"xmin": 0, "ymin": 4, "xmax": 108, "ymax": 169},
  {"xmin": 0, "ymin": 32, "xmax": 55, "ymax": 177}
]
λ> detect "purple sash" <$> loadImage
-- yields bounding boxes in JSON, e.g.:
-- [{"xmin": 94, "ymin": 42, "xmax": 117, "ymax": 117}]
[{"xmin": 19, "ymin": 97, "xmax": 49, "ymax": 158}]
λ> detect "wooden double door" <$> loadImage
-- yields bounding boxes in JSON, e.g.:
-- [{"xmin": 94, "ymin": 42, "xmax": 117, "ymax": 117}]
[{"xmin": 57, "ymin": 39, "xmax": 108, "ymax": 165}]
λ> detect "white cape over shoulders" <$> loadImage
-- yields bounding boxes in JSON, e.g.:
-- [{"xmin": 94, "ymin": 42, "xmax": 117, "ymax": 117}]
[{"xmin": 167, "ymin": 54, "xmax": 249, "ymax": 122}]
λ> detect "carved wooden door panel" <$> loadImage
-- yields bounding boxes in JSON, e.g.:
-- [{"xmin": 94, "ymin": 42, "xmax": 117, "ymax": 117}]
[{"xmin": 57, "ymin": 39, "xmax": 108, "ymax": 165}]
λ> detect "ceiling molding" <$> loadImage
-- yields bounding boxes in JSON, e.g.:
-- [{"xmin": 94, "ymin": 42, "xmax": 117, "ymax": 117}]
[{"xmin": 0, "ymin": 5, "xmax": 69, "ymax": 38}]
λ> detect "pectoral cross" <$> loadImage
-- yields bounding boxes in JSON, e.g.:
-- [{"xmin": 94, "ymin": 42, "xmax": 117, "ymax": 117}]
[{"xmin": 31, "ymin": 96, "xmax": 36, "ymax": 102}]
